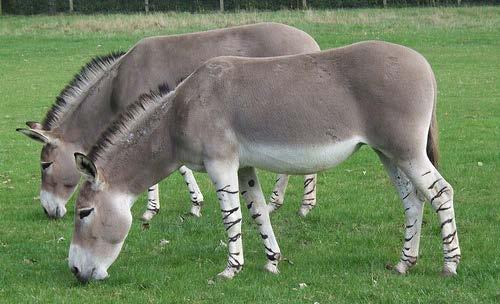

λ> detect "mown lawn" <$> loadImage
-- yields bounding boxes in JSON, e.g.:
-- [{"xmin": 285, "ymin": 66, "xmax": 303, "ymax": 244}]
[{"xmin": 0, "ymin": 6, "xmax": 498, "ymax": 303}]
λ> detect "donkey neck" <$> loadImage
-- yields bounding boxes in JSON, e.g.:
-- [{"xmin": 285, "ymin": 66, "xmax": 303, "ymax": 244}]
[
  {"xmin": 94, "ymin": 94, "xmax": 179, "ymax": 196},
  {"xmin": 55, "ymin": 65, "xmax": 121, "ymax": 151}
]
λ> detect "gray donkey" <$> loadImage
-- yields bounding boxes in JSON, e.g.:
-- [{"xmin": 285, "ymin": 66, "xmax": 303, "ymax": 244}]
[
  {"xmin": 69, "ymin": 41, "xmax": 460, "ymax": 282},
  {"xmin": 16, "ymin": 22, "xmax": 320, "ymax": 220}
]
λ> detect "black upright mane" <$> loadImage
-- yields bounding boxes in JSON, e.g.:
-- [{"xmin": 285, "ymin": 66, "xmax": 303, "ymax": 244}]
[{"xmin": 42, "ymin": 51, "xmax": 126, "ymax": 130}]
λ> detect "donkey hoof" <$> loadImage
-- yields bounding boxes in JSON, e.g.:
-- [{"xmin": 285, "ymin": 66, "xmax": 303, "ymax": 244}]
[
  {"xmin": 141, "ymin": 210, "xmax": 157, "ymax": 222},
  {"xmin": 217, "ymin": 267, "xmax": 240, "ymax": 279},
  {"xmin": 441, "ymin": 265, "xmax": 458, "ymax": 277},
  {"xmin": 264, "ymin": 262, "xmax": 280, "ymax": 274},
  {"xmin": 298, "ymin": 206, "xmax": 313, "ymax": 217},
  {"xmin": 190, "ymin": 205, "xmax": 202, "ymax": 218},
  {"xmin": 393, "ymin": 262, "xmax": 409, "ymax": 275}
]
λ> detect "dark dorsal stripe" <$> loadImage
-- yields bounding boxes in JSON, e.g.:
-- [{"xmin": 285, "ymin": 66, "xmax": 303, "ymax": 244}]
[
  {"xmin": 88, "ymin": 82, "xmax": 172, "ymax": 163},
  {"xmin": 42, "ymin": 51, "xmax": 126, "ymax": 131}
]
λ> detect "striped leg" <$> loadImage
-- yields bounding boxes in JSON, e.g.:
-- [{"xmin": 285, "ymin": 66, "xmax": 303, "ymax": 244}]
[
  {"xmin": 141, "ymin": 184, "xmax": 160, "ymax": 222},
  {"xmin": 268, "ymin": 174, "xmax": 289, "ymax": 213},
  {"xmin": 205, "ymin": 160, "xmax": 244, "ymax": 279},
  {"xmin": 239, "ymin": 167, "xmax": 281, "ymax": 274},
  {"xmin": 378, "ymin": 154, "xmax": 424, "ymax": 274},
  {"xmin": 397, "ymin": 156, "xmax": 461, "ymax": 276},
  {"xmin": 179, "ymin": 166, "xmax": 204, "ymax": 217},
  {"xmin": 298, "ymin": 174, "xmax": 318, "ymax": 217}
]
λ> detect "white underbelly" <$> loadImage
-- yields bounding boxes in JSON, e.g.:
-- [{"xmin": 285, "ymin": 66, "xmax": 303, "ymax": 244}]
[{"xmin": 238, "ymin": 137, "xmax": 363, "ymax": 174}]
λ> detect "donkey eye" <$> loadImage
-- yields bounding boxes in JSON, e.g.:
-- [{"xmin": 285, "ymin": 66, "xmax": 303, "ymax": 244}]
[
  {"xmin": 41, "ymin": 162, "xmax": 53, "ymax": 170},
  {"xmin": 79, "ymin": 208, "xmax": 94, "ymax": 219}
]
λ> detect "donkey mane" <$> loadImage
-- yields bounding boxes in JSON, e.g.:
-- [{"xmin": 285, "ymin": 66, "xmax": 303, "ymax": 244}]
[
  {"xmin": 88, "ymin": 83, "xmax": 172, "ymax": 163},
  {"xmin": 42, "ymin": 51, "xmax": 126, "ymax": 130}
]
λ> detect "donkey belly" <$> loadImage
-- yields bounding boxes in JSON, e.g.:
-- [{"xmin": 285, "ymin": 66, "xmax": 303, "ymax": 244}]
[{"xmin": 239, "ymin": 137, "xmax": 363, "ymax": 174}]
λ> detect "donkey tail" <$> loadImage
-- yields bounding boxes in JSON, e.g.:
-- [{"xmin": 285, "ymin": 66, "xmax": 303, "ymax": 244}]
[{"xmin": 427, "ymin": 75, "xmax": 439, "ymax": 168}]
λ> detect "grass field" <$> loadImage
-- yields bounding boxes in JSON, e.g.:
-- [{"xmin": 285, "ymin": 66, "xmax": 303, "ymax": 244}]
[{"xmin": 0, "ymin": 6, "xmax": 499, "ymax": 303}]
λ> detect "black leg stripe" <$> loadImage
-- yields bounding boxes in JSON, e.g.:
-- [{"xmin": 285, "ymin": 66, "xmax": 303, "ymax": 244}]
[
  {"xmin": 401, "ymin": 258, "xmax": 417, "ymax": 265},
  {"xmin": 191, "ymin": 200, "xmax": 202, "ymax": 206},
  {"xmin": 221, "ymin": 207, "xmax": 240, "ymax": 220},
  {"xmin": 402, "ymin": 192, "xmax": 411, "ymax": 200},
  {"xmin": 228, "ymin": 252, "xmax": 243, "ymax": 269},
  {"xmin": 428, "ymin": 178, "xmax": 442, "ymax": 190},
  {"xmin": 251, "ymin": 213, "xmax": 262, "ymax": 220},
  {"xmin": 224, "ymin": 218, "xmax": 242, "ymax": 231},
  {"xmin": 406, "ymin": 219, "xmax": 418, "ymax": 229},
  {"xmin": 402, "ymin": 251, "xmax": 417, "ymax": 259},
  {"xmin": 435, "ymin": 200, "xmax": 452, "ymax": 212},
  {"xmin": 444, "ymin": 254, "xmax": 461, "ymax": 260},
  {"xmin": 442, "ymin": 231, "xmax": 457, "ymax": 245},
  {"xmin": 440, "ymin": 218, "xmax": 453, "ymax": 228},
  {"xmin": 228, "ymin": 233, "xmax": 241, "ymax": 243},
  {"xmin": 267, "ymin": 254, "xmax": 278, "ymax": 261},
  {"xmin": 304, "ymin": 186, "xmax": 316, "ymax": 196},
  {"xmin": 431, "ymin": 187, "xmax": 450, "ymax": 204},
  {"xmin": 217, "ymin": 185, "xmax": 239, "ymax": 194},
  {"xmin": 444, "ymin": 247, "xmax": 459, "ymax": 254},
  {"xmin": 264, "ymin": 244, "xmax": 273, "ymax": 252},
  {"xmin": 442, "ymin": 230, "xmax": 456, "ymax": 241},
  {"xmin": 264, "ymin": 245, "xmax": 277, "ymax": 258},
  {"xmin": 404, "ymin": 232, "xmax": 416, "ymax": 242},
  {"xmin": 303, "ymin": 177, "xmax": 314, "ymax": 188}
]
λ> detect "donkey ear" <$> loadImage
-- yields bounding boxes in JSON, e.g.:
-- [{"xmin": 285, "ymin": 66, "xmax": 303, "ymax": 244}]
[
  {"xmin": 74, "ymin": 153, "xmax": 99, "ymax": 181},
  {"xmin": 16, "ymin": 128, "xmax": 52, "ymax": 144},
  {"xmin": 26, "ymin": 121, "xmax": 43, "ymax": 130}
]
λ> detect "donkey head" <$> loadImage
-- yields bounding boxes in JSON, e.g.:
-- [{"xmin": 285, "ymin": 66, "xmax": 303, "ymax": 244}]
[
  {"xmin": 17, "ymin": 122, "xmax": 81, "ymax": 218},
  {"xmin": 68, "ymin": 153, "xmax": 135, "ymax": 283}
]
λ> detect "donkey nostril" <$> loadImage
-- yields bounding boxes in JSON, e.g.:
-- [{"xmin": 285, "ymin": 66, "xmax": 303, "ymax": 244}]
[
  {"xmin": 71, "ymin": 266, "xmax": 79, "ymax": 274},
  {"xmin": 42, "ymin": 207, "xmax": 48, "ymax": 216}
]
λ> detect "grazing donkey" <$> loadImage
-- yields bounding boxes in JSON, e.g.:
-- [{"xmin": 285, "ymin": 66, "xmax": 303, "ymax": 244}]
[
  {"xmin": 68, "ymin": 41, "xmax": 461, "ymax": 282},
  {"xmin": 16, "ymin": 22, "xmax": 320, "ymax": 220}
]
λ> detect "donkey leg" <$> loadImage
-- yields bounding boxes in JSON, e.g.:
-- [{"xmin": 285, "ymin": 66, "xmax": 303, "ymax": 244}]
[
  {"xmin": 205, "ymin": 160, "xmax": 244, "ymax": 279},
  {"xmin": 268, "ymin": 174, "xmax": 290, "ymax": 214},
  {"xmin": 179, "ymin": 166, "xmax": 204, "ymax": 217},
  {"xmin": 239, "ymin": 167, "xmax": 281, "ymax": 274},
  {"xmin": 141, "ymin": 184, "xmax": 160, "ymax": 222},
  {"xmin": 378, "ymin": 154, "xmax": 424, "ymax": 274},
  {"xmin": 298, "ymin": 174, "xmax": 318, "ymax": 217},
  {"xmin": 398, "ymin": 156, "xmax": 461, "ymax": 276}
]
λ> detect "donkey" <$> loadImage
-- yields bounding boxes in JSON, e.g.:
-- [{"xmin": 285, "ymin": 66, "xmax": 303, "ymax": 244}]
[
  {"xmin": 68, "ymin": 40, "xmax": 461, "ymax": 282},
  {"xmin": 16, "ymin": 22, "xmax": 321, "ymax": 220}
]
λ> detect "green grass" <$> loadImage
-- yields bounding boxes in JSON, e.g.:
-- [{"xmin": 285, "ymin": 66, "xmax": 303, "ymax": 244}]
[{"xmin": 0, "ymin": 6, "xmax": 499, "ymax": 303}]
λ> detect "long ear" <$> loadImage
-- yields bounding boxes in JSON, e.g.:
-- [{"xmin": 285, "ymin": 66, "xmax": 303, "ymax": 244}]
[
  {"xmin": 74, "ymin": 153, "xmax": 99, "ymax": 182},
  {"xmin": 16, "ymin": 128, "xmax": 53, "ymax": 144}
]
